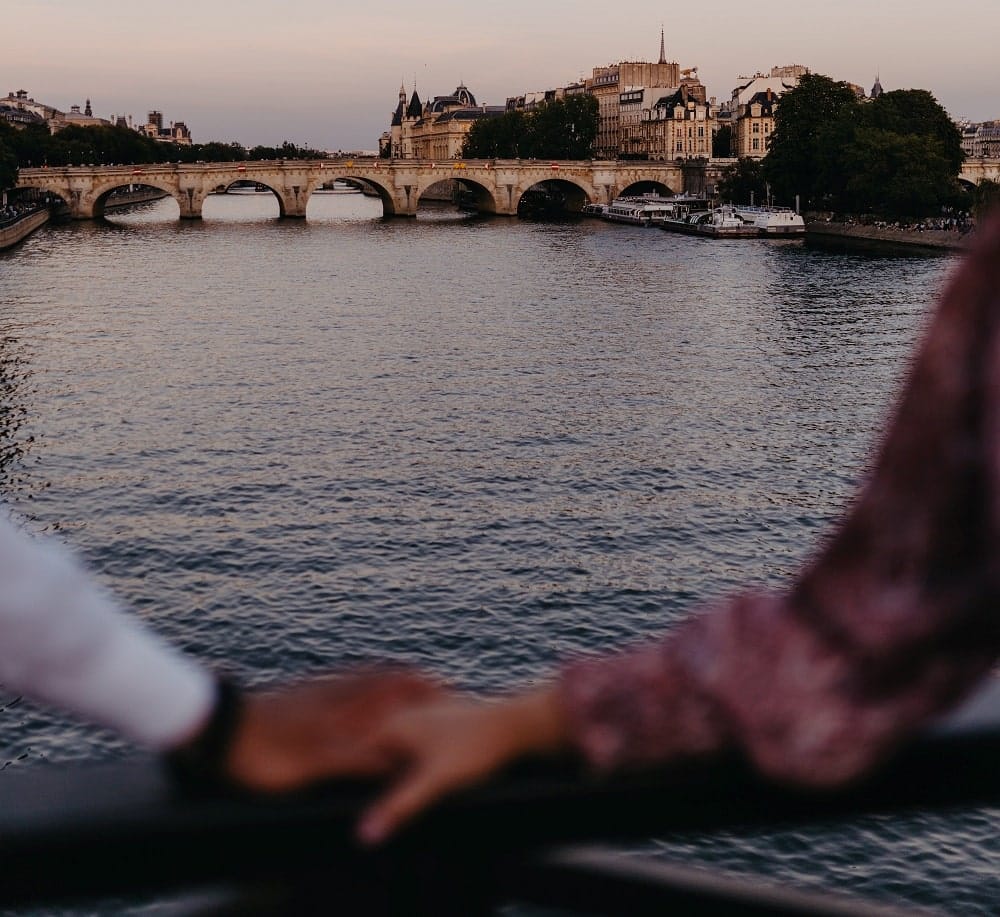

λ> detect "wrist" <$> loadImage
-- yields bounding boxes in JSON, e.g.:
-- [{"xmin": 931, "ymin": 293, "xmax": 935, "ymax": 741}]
[
  {"xmin": 497, "ymin": 686, "xmax": 571, "ymax": 759},
  {"xmin": 164, "ymin": 677, "xmax": 244, "ymax": 790}
]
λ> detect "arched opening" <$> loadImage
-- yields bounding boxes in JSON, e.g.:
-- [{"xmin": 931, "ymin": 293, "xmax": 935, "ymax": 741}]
[
  {"xmin": 95, "ymin": 183, "xmax": 179, "ymax": 223},
  {"xmin": 306, "ymin": 175, "xmax": 393, "ymax": 221},
  {"xmin": 203, "ymin": 181, "xmax": 283, "ymax": 220},
  {"xmin": 957, "ymin": 178, "xmax": 978, "ymax": 193},
  {"xmin": 415, "ymin": 179, "xmax": 494, "ymax": 220},
  {"xmin": 7, "ymin": 186, "xmax": 70, "ymax": 221},
  {"xmin": 516, "ymin": 179, "xmax": 591, "ymax": 218},
  {"xmin": 618, "ymin": 180, "xmax": 674, "ymax": 198},
  {"xmin": 309, "ymin": 178, "xmax": 371, "ymax": 220}
]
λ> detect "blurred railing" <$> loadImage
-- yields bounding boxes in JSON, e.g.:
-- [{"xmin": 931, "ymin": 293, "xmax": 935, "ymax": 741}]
[{"xmin": 0, "ymin": 678, "xmax": 997, "ymax": 915}]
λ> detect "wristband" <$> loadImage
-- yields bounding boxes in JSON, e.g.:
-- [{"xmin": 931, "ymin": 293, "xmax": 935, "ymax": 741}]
[{"xmin": 165, "ymin": 677, "xmax": 243, "ymax": 791}]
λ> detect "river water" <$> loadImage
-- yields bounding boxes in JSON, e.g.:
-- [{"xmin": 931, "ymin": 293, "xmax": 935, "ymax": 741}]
[{"xmin": 1, "ymin": 191, "xmax": 996, "ymax": 914}]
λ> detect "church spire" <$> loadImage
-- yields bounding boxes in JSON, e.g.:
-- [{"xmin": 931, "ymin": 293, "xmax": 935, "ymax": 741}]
[{"xmin": 659, "ymin": 26, "xmax": 666, "ymax": 65}]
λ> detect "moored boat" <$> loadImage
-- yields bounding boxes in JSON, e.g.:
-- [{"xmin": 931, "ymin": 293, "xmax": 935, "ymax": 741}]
[
  {"xmin": 733, "ymin": 205, "xmax": 805, "ymax": 235},
  {"xmin": 660, "ymin": 205, "xmax": 760, "ymax": 238}
]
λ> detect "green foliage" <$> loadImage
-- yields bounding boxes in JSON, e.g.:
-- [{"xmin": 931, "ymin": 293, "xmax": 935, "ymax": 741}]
[
  {"xmin": 972, "ymin": 178, "xmax": 1000, "ymax": 219},
  {"xmin": 763, "ymin": 73, "xmax": 859, "ymax": 209},
  {"xmin": 463, "ymin": 94, "xmax": 598, "ymax": 159},
  {"xmin": 719, "ymin": 158, "xmax": 767, "ymax": 205},
  {"xmin": 711, "ymin": 124, "xmax": 732, "ymax": 158},
  {"xmin": 0, "ymin": 122, "xmax": 18, "ymax": 190},
  {"xmin": 3, "ymin": 123, "xmax": 325, "ymax": 171},
  {"xmin": 764, "ymin": 74, "xmax": 965, "ymax": 218}
]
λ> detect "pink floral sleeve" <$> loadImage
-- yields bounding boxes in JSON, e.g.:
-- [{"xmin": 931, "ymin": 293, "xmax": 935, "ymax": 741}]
[{"xmin": 560, "ymin": 214, "xmax": 1000, "ymax": 786}]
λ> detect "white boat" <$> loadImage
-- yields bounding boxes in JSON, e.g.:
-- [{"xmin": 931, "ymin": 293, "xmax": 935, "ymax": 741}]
[
  {"xmin": 733, "ymin": 205, "xmax": 805, "ymax": 235},
  {"xmin": 660, "ymin": 205, "xmax": 760, "ymax": 238},
  {"xmin": 604, "ymin": 194, "xmax": 710, "ymax": 226}
]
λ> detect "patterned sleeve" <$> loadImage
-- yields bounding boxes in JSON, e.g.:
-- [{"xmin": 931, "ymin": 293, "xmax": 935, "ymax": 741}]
[{"xmin": 559, "ymin": 214, "xmax": 1000, "ymax": 786}]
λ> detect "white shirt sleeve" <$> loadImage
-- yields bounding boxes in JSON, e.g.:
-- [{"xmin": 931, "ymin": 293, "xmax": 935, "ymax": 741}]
[{"xmin": 0, "ymin": 511, "xmax": 216, "ymax": 750}]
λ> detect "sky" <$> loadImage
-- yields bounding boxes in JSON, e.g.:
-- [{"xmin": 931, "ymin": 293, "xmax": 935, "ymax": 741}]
[{"xmin": 4, "ymin": 0, "xmax": 998, "ymax": 151}]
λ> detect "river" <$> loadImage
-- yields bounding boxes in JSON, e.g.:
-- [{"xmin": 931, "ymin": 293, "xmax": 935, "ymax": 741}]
[{"xmin": 1, "ymin": 190, "xmax": 996, "ymax": 914}]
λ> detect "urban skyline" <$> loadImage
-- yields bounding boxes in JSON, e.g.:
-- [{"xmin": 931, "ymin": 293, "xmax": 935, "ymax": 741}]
[{"xmin": 5, "ymin": 0, "xmax": 998, "ymax": 149}]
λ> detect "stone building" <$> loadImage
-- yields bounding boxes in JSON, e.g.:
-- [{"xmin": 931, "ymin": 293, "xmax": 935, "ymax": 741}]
[
  {"xmin": 585, "ymin": 31, "xmax": 682, "ymax": 158},
  {"xmin": 727, "ymin": 65, "xmax": 808, "ymax": 160},
  {"xmin": 624, "ymin": 86, "xmax": 716, "ymax": 160},
  {"xmin": 734, "ymin": 89, "xmax": 778, "ymax": 158},
  {"xmin": 140, "ymin": 110, "xmax": 193, "ymax": 145},
  {"xmin": 381, "ymin": 83, "xmax": 503, "ymax": 159}
]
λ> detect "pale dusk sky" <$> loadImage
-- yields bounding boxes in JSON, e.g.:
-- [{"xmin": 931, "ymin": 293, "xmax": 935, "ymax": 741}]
[{"xmin": 4, "ymin": 0, "xmax": 997, "ymax": 150}]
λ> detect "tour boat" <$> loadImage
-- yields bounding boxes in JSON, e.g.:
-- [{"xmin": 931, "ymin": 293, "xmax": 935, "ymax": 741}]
[
  {"xmin": 604, "ymin": 194, "xmax": 710, "ymax": 227},
  {"xmin": 733, "ymin": 205, "xmax": 806, "ymax": 235},
  {"xmin": 660, "ymin": 205, "xmax": 761, "ymax": 238}
]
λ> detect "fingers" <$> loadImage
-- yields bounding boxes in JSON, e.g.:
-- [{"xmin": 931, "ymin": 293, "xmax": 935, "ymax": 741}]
[{"xmin": 357, "ymin": 760, "xmax": 454, "ymax": 845}]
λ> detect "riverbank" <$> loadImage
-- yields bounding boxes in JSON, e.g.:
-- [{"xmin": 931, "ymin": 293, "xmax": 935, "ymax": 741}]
[
  {"xmin": 0, "ymin": 208, "xmax": 49, "ymax": 251},
  {"xmin": 805, "ymin": 220, "xmax": 970, "ymax": 252}
]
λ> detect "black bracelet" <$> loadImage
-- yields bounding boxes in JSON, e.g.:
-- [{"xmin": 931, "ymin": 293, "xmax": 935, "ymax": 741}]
[{"xmin": 165, "ymin": 677, "xmax": 244, "ymax": 791}]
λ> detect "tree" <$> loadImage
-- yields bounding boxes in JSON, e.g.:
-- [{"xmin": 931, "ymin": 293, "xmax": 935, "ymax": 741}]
[
  {"xmin": 712, "ymin": 124, "xmax": 732, "ymax": 158},
  {"xmin": 0, "ymin": 123, "xmax": 18, "ymax": 190},
  {"xmin": 864, "ymin": 90, "xmax": 964, "ymax": 174},
  {"xmin": 718, "ymin": 158, "xmax": 767, "ymax": 205},
  {"xmin": 763, "ymin": 73, "xmax": 859, "ymax": 209},
  {"xmin": 972, "ymin": 178, "xmax": 1000, "ymax": 220},
  {"xmin": 462, "ymin": 95, "xmax": 598, "ymax": 160}
]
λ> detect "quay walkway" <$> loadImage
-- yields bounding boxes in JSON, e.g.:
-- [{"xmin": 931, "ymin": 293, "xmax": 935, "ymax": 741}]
[{"xmin": 0, "ymin": 205, "xmax": 50, "ymax": 251}]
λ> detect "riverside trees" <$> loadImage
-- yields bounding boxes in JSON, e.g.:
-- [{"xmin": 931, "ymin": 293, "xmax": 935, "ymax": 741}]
[
  {"xmin": 763, "ymin": 74, "xmax": 965, "ymax": 219},
  {"xmin": 462, "ymin": 94, "xmax": 598, "ymax": 159}
]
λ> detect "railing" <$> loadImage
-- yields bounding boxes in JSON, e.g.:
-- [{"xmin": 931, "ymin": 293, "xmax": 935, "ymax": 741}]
[{"xmin": 1, "ymin": 678, "xmax": 997, "ymax": 914}]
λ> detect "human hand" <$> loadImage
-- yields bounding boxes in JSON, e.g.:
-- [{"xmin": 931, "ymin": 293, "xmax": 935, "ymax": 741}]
[
  {"xmin": 222, "ymin": 668, "xmax": 442, "ymax": 792},
  {"xmin": 354, "ymin": 686, "xmax": 571, "ymax": 845}
]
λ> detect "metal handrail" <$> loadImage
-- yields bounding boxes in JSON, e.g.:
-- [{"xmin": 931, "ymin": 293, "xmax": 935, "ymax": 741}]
[{"xmin": 0, "ymin": 678, "xmax": 996, "ymax": 913}]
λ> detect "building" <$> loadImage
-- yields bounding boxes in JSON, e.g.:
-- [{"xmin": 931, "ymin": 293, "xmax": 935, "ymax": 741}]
[
  {"xmin": 727, "ymin": 65, "xmax": 809, "ymax": 159},
  {"xmin": 53, "ymin": 99, "xmax": 111, "ymax": 131},
  {"xmin": 140, "ymin": 110, "xmax": 193, "ymax": 145},
  {"xmin": 734, "ymin": 89, "xmax": 778, "ymax": 158},
  {"xmin": 585, "ymin": 33, "xmax": 682, "ymax": 158},
  {"xmin": 961, "ymin": 121, "xmax": 1000, "ymax": 158},
  {"xmin": 625, "ymin": 85, "xmax": 716, "ymax": 160},
  {"xmin": 505, "ymin": 82, "xmax": 587, "ymax": 113},
  {"xmin": 381, "ymin": 83, "xmax": 503, "ymax": 159},
  {"xmin": 1, "ymin": 89, "xmax": 63, "ymax": 124}
]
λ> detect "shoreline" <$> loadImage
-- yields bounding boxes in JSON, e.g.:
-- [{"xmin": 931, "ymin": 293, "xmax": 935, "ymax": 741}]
[
  {"xmin": 805, "ymin": 220, "xmax": 970, "ymax": 252},
  {"xmin": 0, "ymin": 208, "xmax": 50, "ymax": 251}
]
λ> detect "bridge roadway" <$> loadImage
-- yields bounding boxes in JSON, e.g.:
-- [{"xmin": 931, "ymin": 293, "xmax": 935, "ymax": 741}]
[
  {"xmin": 16, "ymin": 158, "xmax": 731, "ymax": 220},
  {"xmin": 18, "ymin": 157, "xmax": 999, "ymax": 221}
]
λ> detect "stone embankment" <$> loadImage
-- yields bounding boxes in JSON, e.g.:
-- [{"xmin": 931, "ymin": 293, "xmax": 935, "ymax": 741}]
[
  {"xmin": 805, "ymin": 220, "xmax": 970, "ymax": 252},
  {"xmin": 0, "ymin": 208, "xmax": 49, "ymax": 251}
]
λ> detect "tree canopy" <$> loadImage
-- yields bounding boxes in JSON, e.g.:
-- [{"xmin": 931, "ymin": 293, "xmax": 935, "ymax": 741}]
[
  {"xmin": 0, "ymin": 123, "xmax": 18, "ymax": 190},
  {"xmin": 718, "ymin": 157, "xmax": 767, "ymax": 205},
  {"xmin": 763, "ymin": 74, "xmax": 965, "ymax": 218},
  {"xmin": 1, "ymin": 122, "xmax": 326, "ymax": 169},
  {"xmin": 463, "ymin": 94, "xmax": 598, "ymax": 159}
]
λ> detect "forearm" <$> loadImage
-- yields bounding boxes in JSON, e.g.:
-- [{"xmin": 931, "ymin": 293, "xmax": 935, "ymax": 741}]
[
  {"xmin": 558, "ymin": 215, "xmax": 1000, "ymax": 784},
  {"xmin": 0, "ymin": 513, "xmax": 215, "ymax": 749}
]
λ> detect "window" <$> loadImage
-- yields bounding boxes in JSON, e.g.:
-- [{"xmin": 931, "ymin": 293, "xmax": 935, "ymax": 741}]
[
  {"xmin": 752, "ymin": 138, "xmax": 760, "ymax": 151},
  {"xmin": 753, "ymin": 122, "xmax": 760, "ymax": 133},
  {"xmin": 698, "ymin": 126, "xmax": 704, "ymax": 138}
]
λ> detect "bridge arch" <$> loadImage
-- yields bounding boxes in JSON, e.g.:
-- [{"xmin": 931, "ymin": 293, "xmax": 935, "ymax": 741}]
[
  {"xmin": 90, "ymin": 180, "xmax": 180, "ymax": 220},
  {"xmin": 417, "ymin": 177, "xmax": 497, "ymax": 214},
  {"xmin": 316, "ymin": 173, "xmax": 397, "ymax": 216},
  {"xmin": 515, "ymin": 177, "xmax": 593, "ymax": 216},
  {"xmin": 618, "ymin": 179, "xmax": 675, "ymax": 198}
]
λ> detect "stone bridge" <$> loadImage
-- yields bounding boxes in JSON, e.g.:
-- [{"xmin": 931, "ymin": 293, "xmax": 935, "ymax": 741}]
[
  {"xmin": 16, "ymin": 158, "xmax": 734, "ymax": 220},
  {"xmin": 959, "ymin": 157, "xmax": 1000, "ymax": 188}
]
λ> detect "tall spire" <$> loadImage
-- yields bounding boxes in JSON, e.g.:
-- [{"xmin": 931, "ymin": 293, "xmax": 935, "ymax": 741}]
[{"xmin": 659, "ymin": 26, "xmax": 666, "ymax": 65}]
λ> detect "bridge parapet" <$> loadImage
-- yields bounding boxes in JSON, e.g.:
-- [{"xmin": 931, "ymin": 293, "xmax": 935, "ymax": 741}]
[{"xmin": 16, "ymin": 158, "xmax": 735, "ymax": 220}]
